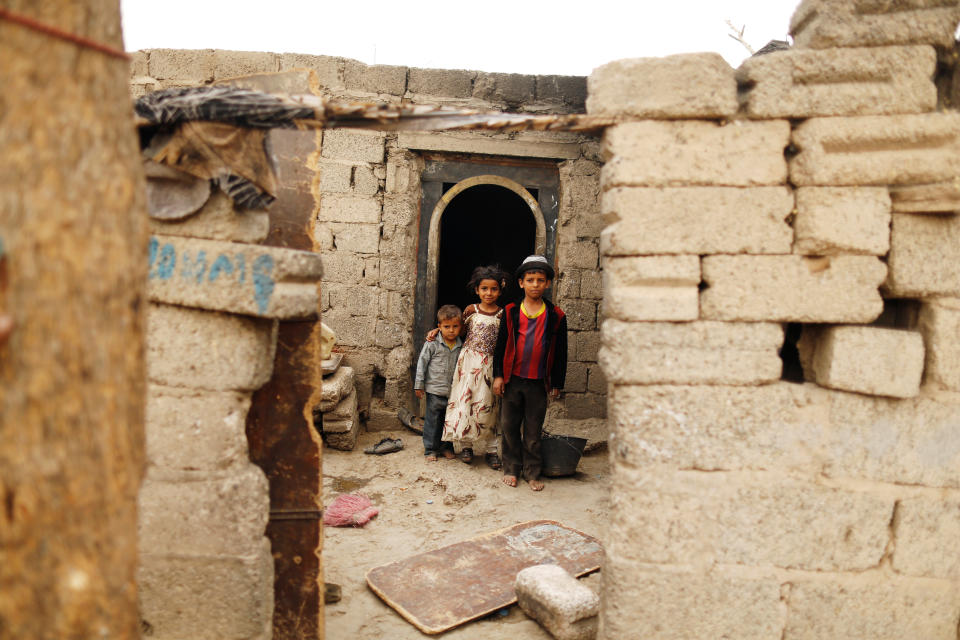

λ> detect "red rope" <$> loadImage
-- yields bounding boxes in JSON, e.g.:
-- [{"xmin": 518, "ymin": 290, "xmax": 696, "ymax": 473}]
[{"xmin": 0, "ymin": 7, "xmax": 131, "ymax": 61}]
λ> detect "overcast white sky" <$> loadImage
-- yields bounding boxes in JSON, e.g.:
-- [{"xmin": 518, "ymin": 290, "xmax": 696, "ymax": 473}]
[{"xmin": 120, "ymin": 0, "xmax": 800, "ymax": 76}]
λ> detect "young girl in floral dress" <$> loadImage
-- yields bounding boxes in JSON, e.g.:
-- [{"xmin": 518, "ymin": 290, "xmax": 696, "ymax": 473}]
[{"xmin": 442, "ymin": 265, "xmax": 508, "ymax": 465}]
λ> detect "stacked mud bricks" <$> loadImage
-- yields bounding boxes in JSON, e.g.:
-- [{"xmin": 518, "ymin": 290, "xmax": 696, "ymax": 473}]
[
  {"xmin": 589, "ymin": 1, "xmax": 960, "ymax": 638},
  {"xmin": 138, "ymin": 191, "xmax": 322, "ymax": 639},
  {"xmin": 131, "ymin": 49, "xmax": 604, "ymax": 430}
]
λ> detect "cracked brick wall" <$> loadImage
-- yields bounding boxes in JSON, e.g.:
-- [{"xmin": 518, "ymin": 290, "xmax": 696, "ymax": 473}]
[{"xmin": 592, "ymin": 2, "xmax": 960, "ymax": 638}]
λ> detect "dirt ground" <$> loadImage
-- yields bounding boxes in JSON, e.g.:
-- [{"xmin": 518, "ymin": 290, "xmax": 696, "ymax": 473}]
[{"xmin": 322, "ymin": 428, "xmax": 610, "ymax": 639}]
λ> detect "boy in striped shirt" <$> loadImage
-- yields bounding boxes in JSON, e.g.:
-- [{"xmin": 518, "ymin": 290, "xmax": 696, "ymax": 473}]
[{"xmin": 492, "ymin": 255, "xmax": 568, "ymax": 491}]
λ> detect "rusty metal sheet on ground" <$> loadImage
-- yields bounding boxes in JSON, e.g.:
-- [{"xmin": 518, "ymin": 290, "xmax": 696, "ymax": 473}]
[{"xmin": 366, "ymin": 520, "xmax": 603, "ymax": 634}]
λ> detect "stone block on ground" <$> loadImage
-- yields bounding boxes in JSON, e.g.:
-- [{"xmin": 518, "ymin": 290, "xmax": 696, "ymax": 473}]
[
  {"xmin": 790, "ymin": 113, "xmax": 960, "ymax": 186},
  {"xmin": 323, "ymin": 389, "xmax": 358, "ymax": 432},
  {"xmin": 587, "ymin": 53, "xmax": 737, "ymax": 118},
  {"xmin": 149, "ymin": 190, "xmax": 269, "ymax": 244},
  {"xmin": 148, "ymin": 235, "xmax": 323, "ymax": 319},
  {"xmin": 600, "ymin": 320, "xmax": 783, "ymax": 386},
  {"xmin": 809, "ymin": 325, "xmax": 924, "ymax": 398},
  {"xmin": 890, "ymin": 181, "xmax": 960, "ymax": 213},
  {"xmin": 601, "ymin": 256, "xmax": 699, "ymax": 322},
  {"xmin": 599, "ymin": 561, "xmax": 783, "ymax": 640},
  {"xmin": 320, "ymin": 365, "xmax": 355, "ymax": 411},
  {"xmin": 602, "ymin": 120, "xmax": 790, "ymax": 188},
  {"xmin": 610, "ymin": 465, "xmax": 893, "ymax": 572},
  {"xmin": 793, "ymin": 187, "xmax": 891, "ymax": 255},
  {"xmin": 515, "ymin": 564, "xmax": 598, "ymax": 640},
  {"xmin": 146, "ymin": 303, "xmax": 277, "ymax": 392},
  {"xmin": 324, "ymin": 400, "xmax": 361, "ymax": 450},
  {"xmin": 918, "ymin": 298, "xmax": 960, "ymax": 391},
  {"xmin": 737, "ymin": 45, "xmax": 937, "ymax": 118},
  {"xmin": 138, "ymin": 539, "xmax": 273, "ymax": 640},
  {"xmin": 884, "ymin": 212, "xmax": 960, "ymax": 298},
  {"xmin": 789, "ymin": 0, "xmax": 960, "ymax": 49},
  {"xmin": 700, "ymin": 255, "xmax": 886, "ymax": 322},
  {"xmin": 146, "ymin": 384, "xmax": 252, "ymax": 472},
  {"xmin": 783, "ymin": 576, "xmax": 960, "ymax": 640},
  {"xmin": 892, "ymin": 496, "xmax": 960, "ymax": 579},
  {"xmin": 601, "ymin": 186, "xmax": 793, "ymax": 255},
  {"xmin": 364, "ymin": 399, "xmax": 406, "ymax": 432},
  {"xmin": 138, "ymin": 465, "xmax": 269, "ymax": 556}
]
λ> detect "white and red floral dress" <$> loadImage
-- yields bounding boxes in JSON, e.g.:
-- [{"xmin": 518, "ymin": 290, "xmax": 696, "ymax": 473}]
[{"xmin": 442, "ymin": 305, "xmax": 502, "ymax": 452}]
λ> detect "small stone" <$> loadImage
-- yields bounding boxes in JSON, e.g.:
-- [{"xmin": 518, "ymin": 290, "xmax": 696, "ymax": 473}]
[{"xmin": 515, "ymin": 564, "xmax": 598, "ymax": 640}]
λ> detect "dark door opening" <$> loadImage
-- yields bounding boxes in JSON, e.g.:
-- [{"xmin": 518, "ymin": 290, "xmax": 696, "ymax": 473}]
[{"xmin": 437, "ymin": 184, "xmax": 536, "ymax": 313}]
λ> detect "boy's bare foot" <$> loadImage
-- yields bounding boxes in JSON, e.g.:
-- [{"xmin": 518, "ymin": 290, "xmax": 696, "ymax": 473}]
[
  {"xmin": 442, "ymin": 450, "xmax": 456, "ymax": 459},
  {"xmin": 528, "ymin": 479, "xmax": 544, "ymax": 491},
  {"xmin": 425, "ymin": 454, "xmax": 438, "ymax": 462},
  {"xmin": 502, "ymin": 475, "xmax": 517, "ymax": 487}
]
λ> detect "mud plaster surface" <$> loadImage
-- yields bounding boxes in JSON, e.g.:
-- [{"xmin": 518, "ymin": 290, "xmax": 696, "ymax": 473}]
[{"xmin": 323, "ymin": 429, "xmax": 610, "ymax": 639}]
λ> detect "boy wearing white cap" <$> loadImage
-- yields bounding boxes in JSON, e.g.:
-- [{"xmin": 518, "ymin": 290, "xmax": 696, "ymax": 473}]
[{"xmin": 492, "ymin": 255, "xmax": 568, "ymax": 491}]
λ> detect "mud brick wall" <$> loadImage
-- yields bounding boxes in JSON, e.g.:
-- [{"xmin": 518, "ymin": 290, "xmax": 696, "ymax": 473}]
[
  {"xmin": 139, "ymin": 186, "xmax": 322, "ymax": 639},
  {"xmin": 130, "ymin": 50, "xmax": 607, "ymax": 433},
  {"xmin": 590, "ymin": 3, "xmax": 960, "ymax": 638}
]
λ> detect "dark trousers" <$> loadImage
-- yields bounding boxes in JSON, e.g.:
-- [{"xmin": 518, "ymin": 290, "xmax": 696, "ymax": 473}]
[
  {"xmin": 422, "ymin": 393, "xmax": 452, "ymax": 455},
  {"xmin": 500, "ymin": 377, "xmax": 547, "ymax": 481}
]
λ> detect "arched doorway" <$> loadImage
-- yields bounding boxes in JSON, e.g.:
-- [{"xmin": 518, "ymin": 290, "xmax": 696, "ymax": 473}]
[{"xmin": 437, "ymin": 180, "xmax": 539, "ymax": 311}]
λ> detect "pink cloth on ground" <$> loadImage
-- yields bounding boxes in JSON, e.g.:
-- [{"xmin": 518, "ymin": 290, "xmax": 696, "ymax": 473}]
[{"xmin": 323, "ymin": 493, "xmax": 379, "ymax": 527}]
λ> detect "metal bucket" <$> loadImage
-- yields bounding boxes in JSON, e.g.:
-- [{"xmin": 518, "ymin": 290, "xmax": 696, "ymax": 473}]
[{"xmin": 541, "ymin": 433, "xmax": 587, "ymax": 477}]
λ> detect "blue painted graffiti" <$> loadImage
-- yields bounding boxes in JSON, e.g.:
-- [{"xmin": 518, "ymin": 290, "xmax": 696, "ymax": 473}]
[{"xmin": 148, "ymin": 237, "xmax": 275, "ymax": 313}]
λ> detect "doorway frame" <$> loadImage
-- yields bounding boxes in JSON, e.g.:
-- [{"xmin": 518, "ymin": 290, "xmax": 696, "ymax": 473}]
[{"xmin": 413, "ymin": 156, "xmax": 560, "ymax": 387}]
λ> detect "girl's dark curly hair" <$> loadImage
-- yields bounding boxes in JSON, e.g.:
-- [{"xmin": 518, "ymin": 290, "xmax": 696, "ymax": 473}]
[{"xmin": 467, "ymin": 264, "xmax": 508, "ymax": 292}]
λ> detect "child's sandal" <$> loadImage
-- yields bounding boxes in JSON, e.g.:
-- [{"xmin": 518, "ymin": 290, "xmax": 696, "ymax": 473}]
[{"xmin": 459, "ymin": 448, "xmax": 473, "ymax": 464}]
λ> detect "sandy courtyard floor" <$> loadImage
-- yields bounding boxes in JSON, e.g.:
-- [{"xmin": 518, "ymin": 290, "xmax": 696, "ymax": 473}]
[{"xmin": 322, "ymin": 428, "xmax": 610, "ymax": 639}]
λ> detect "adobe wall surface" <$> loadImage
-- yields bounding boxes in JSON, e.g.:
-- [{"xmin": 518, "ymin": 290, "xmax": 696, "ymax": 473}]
[
  {"xmin": 130, "ymin": 50, "xmax": 607, "ymax": 442},
  {"xmin": 591, "ymin": 4, "xmax": 960, "ymax": 638}
]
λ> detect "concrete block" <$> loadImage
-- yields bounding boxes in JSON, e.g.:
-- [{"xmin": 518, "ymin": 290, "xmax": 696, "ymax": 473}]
[
  {"xmin": 611, "ymin": 465, "xmax": 893, "ymax": 571},
  {"xmin": 558, "ymin": 241, "xmax": 598, "ymax": 270},
  {"xmin": 790, "ymin": 113, "xmax": 960, "ymax": 186},
  {"xmin": 344, "ymin": 60, "xmax": 407, "ymax": 96},
  {"xmin": 324, "ymin": 400, "xmax": 360, "ymax": 450},
  {"xmin": 130, "ymin": 50, "xmax": 149, "ymax": 77},
  {"xmin": 918, "ymin": 298, "xmax": 960, "ymax": 391},
  {"xmin": 407, "ymin": 67, "xmax": 475, "ymax": 98},
  {"xmin": 322, "ymin": 308, "xmax": 376, "ymax": 347},
  {"xmin": 536, "ymin": 75, "xmax": 588, "ymax": 111},
  {"xmin": 588, "ymin": 53, "xmax": 737, "ymax": 118},
  {"xmin": 556, "ymin": 270, "xmax": 581, "ymax": 304},
  {"xmin": 579, "ymin": 272, "xmax": 603, "ymax": 301},
  {"xmin": 138, "ymin": 465, "xmax": 269, "ymax": 556},
  {"xmin": 515, "ymin": 565, "xmax": 598, "ymax": 640},
  {"xmin": 319, "ymin": 252, "xmax": 366, "ymax": 284},
  {"xmin": 317, "ymin": 160, "xmax": 354, "ymax": 194},
  {"xmin": 602, "ymin": 120, "xmax": 790, "ymax": 188},
  {"xmin": 600, "ymin": 320, "xmax": 783, "ymax": 386},
  {"xmin": 790, "ymin": 0, "xmax": 960, "ymax": 49},
  {"xmin": 320, "ymin": 365, "xmax": 355, "ymax": 412},
  {"xmin": 279, "ymin": 53, "xmax": 343, "ymax": 90},
  {"xmin": 784, "ymin": 576, "xmax": 960, "ymax": 640},
  {"xmin": 149, "ymin": 190, "xmax": 269, "ymax": 244},
  {"xmin": 609, "ymin": 383, "xmax": 960, "ymax": 488},
  {"xmin": 563, "ymin": 301, "xmax": 598, "ymax": 331},
  {"xmin": 327, "ymin": 222, "xmax": 380, "ymax": 254},
  {"xmin": 317, "ymin": 194, "xmax": 381, "ymax": 224},
  {"xmin": 146, "ymin": 303, "xmax": 277, "ymax": 392},
  {"xmin": 700, "ymin": 255, "xmax": 886, "ymax": 322},
  {"xmin": 586, "ymin": 365, "xmax": 606, "ymax": 394},
  {"xmin": 147, "ymin": 48, "xmax": 214, "ymax": 83},
  {"xmin": 893, "ymin": 496, "xmax": 960, "ymax": 579},
  {"xmin": 146, "ymin": 385, "xmax": 252, "ymax": 471},
  {"xmin": 212, "ymin": 50, "xmax": 278, "ymax": 80},
  {"xmin": 737, "ymin": 45, "xmax": 937, "ymax": 118},
  {"xmin": 562, "ymin": 393, "xmax": 606, "ymax": 420},
  {"xmin": 884, "ymin": 212, "xmax": 960, "ymax": 297},
  {"xmin": 321, "ymin": 129, "xmax": 386, "ymax": 164},
  {"xmin": 599, "ymin": 562, "xmax": 783, "ymax": 640},
  {"xmin": 374, "ymin": 319, "xmax": 406, "ymax": 349},
  {"xmin": 565, "ymin": 362, "xmax": 589, "ymax": 393},
  {"xmin": 890, "ymin": 181, "xmax": 960, "ymax": 213},
  {"xmin": 138, "ymin": 539, "xmax": 273, "ymax": 640},
  {"xmin": 575, "ymin": 331, "xmax": 601, "ymax": 362},
  {"xmin": 601, "ymin": 186, "xmax": 794, "ymax": 254},
  {"xmin": 793, "ymin": 187, "xmax": 891, "ymax": 255},
  {"xmin": 323, "ymin": 389, "xmax": 358, "ymax": 433},
  {"xmin": 810, "ymin": 326, "xmax": 924, "ymax": 398},
  {"xmin": 379, "ymin": 255, "xmax": 414, "ymax": 292},
  {"xmin": 147, "ymin": 235, "xmax": 322, "ymax": 319},
  {"xmin": 473, "ymin": 72, "xmax": 537, "ymax": 106}
]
